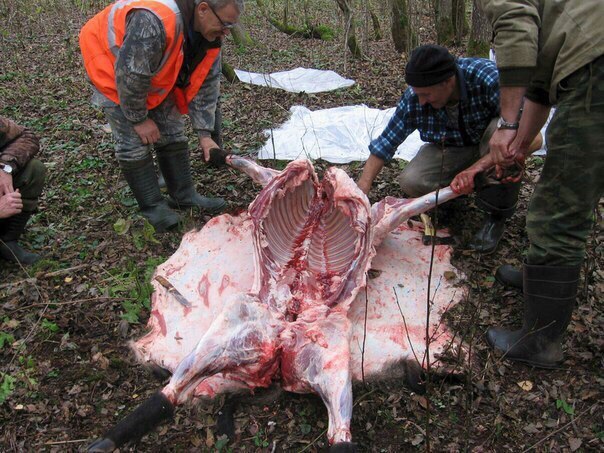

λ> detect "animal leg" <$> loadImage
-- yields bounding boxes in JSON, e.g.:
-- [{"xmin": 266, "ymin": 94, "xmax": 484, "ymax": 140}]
[
  {"xmin": 88, "ymin": 295, "xmax": 281, "ymax": 452},
  {"xmin": 282, "ymin": 309, "xmax": 353, "ymax": 445},
  {"xmin": 162, "ymin": 294, "xmax": 282, "ymax": 406}
]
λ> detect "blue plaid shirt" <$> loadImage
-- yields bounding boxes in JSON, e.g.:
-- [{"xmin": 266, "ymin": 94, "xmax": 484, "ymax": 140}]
[{"xmin": 369, "ymin": 58, "xmax": 500, "ymax": 161}]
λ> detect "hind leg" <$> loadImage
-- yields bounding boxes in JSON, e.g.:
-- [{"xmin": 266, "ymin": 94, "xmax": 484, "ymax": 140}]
[{"xmin": 282, "ymin": 309, "xmax": 353, "ymax": 445}]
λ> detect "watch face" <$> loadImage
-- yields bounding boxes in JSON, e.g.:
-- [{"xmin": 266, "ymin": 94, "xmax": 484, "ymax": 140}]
[{"xmin": 0, "ymin": 163, "xmax": 12, "ymax": 174}]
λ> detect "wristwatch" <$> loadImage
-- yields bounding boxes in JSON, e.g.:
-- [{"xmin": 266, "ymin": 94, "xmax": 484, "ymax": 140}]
[
  {"xmin": 497, "ymin": 117, "xmax": 519, "ymax": 130},
  {"xmin": 0, "ymin": 162, "xmax": 13, "ymax": 174}
]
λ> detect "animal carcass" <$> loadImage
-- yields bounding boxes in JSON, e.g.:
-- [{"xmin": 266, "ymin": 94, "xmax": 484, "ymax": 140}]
[{"xmin": 89, "ymin": 157, "xmax": 466, "ymax": 452}]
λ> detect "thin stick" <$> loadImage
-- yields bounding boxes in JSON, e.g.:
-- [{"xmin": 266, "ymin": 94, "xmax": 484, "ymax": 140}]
[
  {"xmin": 361, "ymin": 282, "xmax": 369, "ymax": 385},
  {"xmin": 44, "ymin": 439, "xmax": 89, "ymax": 445}
]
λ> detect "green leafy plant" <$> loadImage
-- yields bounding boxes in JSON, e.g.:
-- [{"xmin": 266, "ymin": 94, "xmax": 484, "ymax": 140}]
[
  {"xmin": 0, "ymin": 374, "xmax": 16, "ymax": 405},
  {"xmin": 41, "ymin": 319, "xmax": 60, "ymax": 333},
  {"xmin": 0, "ymin": 332, "xmax": 15, "ymax": 349},
  {"xmin": 106, "ymin": 256, "xmax": 165, "ymax": 324},
  {"xmin": 556, "ymin": 399, "xmax": 575, "ymax": 415}
]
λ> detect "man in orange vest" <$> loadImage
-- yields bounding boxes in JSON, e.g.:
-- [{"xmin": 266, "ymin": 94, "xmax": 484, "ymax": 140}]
[{"xmin": 80, "ymin": 0, "xmax": 243, "ymax": 232}]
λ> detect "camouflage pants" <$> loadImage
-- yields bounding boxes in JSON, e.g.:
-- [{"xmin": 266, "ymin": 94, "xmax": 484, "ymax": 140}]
[
  {"xmin": 527, "ymin": 55, "xmax": 604, "ymax": 266},
  {"xmin": 102, "ymin": 92, "xmax": 188, "ymax": 162},
  {"xmin": 397, "ymin": 118, "xmax": 520, "ymax": 216}
]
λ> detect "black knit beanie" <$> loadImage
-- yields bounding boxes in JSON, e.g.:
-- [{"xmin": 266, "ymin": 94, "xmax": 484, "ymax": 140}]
[{"xmin": 405, "ymin": 44, "xmax": 456, "ymax": 87}]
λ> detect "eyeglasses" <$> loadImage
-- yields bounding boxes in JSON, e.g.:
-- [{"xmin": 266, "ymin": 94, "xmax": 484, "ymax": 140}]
[{"xmin": 207, "ymin": 3, "xmax": 236, "ymax": 30}]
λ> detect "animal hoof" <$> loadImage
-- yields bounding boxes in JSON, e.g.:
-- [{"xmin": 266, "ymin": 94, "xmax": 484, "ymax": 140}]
[
  {"xmin": 329, "ymin": 441, "xmax": 357, "ymax": 452},
  {"xmin": 216, "ymin": 397, "xmax": 238, "ymax": 440},
  {"xmin": 87, "ymin": 438, "xmax": 116, "ymax": 452},
  {"xmin": 149, "ymin": 364, "xmax": 172, "ymax": 381}
]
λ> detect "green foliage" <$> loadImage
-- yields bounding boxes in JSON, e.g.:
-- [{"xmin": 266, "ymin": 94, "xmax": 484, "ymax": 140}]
[
  {"xmin": 314, "ymin": 24, "xmax": 334, "ymax": 41},
  {"xmin": 252, "ymin": 428, "xmax": 270, "ymax": 448},
  {"xmin": 41, "ymin": 319, "xmax": 60, "ymax": 333},
  {"xmin": 0, "ymin": 332, "xmax": 15, "ymax": 349},
  {"xmin": 0, "ymin": 374, "xmax": 16, "ymax": 405},
  {"xmin": 556, "ymin": 399, "xmax": 575, "ymax": 415},
  {"xmin": 105, "ymin": 256, "xmax": 165, "ymax": 324}
]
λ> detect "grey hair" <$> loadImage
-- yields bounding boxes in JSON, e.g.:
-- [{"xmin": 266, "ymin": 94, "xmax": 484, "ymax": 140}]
[{"xmin": 195, "ymin": 0, "xmax": 245, "ymax": 12}]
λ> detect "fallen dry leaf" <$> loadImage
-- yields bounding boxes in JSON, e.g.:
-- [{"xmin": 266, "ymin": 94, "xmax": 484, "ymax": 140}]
[{"xmin": 517, "ymin": 380, "xmax": 533, "ymax": 391}]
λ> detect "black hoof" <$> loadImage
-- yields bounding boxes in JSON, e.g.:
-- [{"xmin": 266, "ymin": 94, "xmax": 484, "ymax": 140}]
[
  {"xmin": 91, "ymin": 392, "xmax": 174, "ymax": 450},
  {"xmin": 403, "ymin": 361, "xmax": 426, "ymax": 395},
  {"xmin": 207, "ymin": 148, "xmax": 229, "ymax": 167},
  {"xmin": 149, "ymin": 364, "xmax": 172, "ymax": 381},
  {"xmin": 216, "ymin": 397, "xmax": 238, "ymax": 440},
  {"xmin": 330, "ymin": 441, "xmax": 357, "ymax": 452},
  {"xmin": 87, "ymin": 438, "xmax": 116, "ymax": 453}
]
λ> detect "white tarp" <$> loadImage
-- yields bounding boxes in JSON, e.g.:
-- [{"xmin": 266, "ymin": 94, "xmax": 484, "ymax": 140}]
[
  {"xmin": 258, "ymin": 104, "xmax": 434, "ymax": 163},
  {"xmin": 235, "ymin": 67, "xmax": 355, "ymax": 94},
  {"xmin": 257, "ymin": 104, "xmax": 551, "ymax": 163}
]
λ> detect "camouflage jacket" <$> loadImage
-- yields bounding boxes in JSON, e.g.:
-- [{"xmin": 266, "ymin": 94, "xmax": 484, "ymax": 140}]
[
  {"xmin": 93, "ymin": 9, "xmax": 221, "ymax": 137},
  {"xmin": 479, "ymin": 0, "xmax": 604, "ymax": 105},
  {"xmin": 0, "ymin": 116, "xmax": 40, "ymax": 172}
]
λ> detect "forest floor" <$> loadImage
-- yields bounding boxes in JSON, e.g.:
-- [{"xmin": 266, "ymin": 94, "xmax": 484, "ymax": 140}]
[{"xmin": 1, "ymin": 2, "xmax": 602, "ymax": 452}]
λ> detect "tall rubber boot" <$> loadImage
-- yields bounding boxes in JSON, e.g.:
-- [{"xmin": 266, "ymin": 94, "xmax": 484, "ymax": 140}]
[
  {"xmin": 468, "ymin": 180, "xmax": 520, "ymax": 254},
  {"xmin": 119, "ymin": 157, "xmax": 181, "ymax": 232},
  {"xmin": 486, "ymin": 263, "xmax": 580, "ymax": 368},
  {"xmin": 495, "ymin": 264, "xmax": 522, "ymax": 289},
  {"xmin": 0, "ymin": 212, "xmax": 41, "ymax": 265},
  {"xmin": 156, "ymin": 142, "xmax": 226, "ymax": 213}
]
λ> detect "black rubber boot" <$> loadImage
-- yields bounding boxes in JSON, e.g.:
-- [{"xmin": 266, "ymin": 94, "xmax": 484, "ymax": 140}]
[
  {"xmin": 467, "ymin": 213, "xmax": 506, "ymax": 254},
  {"xmin": 119, "ymin": 157, "xmax": 181, "ymax": 232},
  {"xmin": 486, "ymin": 263, "xmax": 580, "ymax": 368},
  {"xmin": 88, "ymin": 392, "xmax": 174, "ymax": 452},
  {"xmin": 469, "ymin": 180, "xmax": 520, "ymax": 254},
  {"xmin": 156, "ymin": 142, "xmax": 226, "ymax": 213},
  {"xmin": 495, "ymin": 264, "xmax": 522, "ymax": 289},
  {"xmin": 0, "ymin": 212, "xmax": 41, "ymax": 265}
]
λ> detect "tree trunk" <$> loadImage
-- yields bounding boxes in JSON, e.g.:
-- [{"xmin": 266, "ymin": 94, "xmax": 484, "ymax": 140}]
[
  {"xmin": 467, "ymin": 0, "xmax": 491, "ymax": 57},
  {"xmin": 231, "ymin": 24, "xmax": 254, "ymax": 48},
  {"xmin": 335, "ymin": 0, "xmax": 363, "ymax": 59},
  {"xmin": 390, "ymin": 0, "xmax": 417, "ymax": 54},
  {"xmin": 432, "ymin": 0, "xmax": 454, "ymax": 45},
  {"xmin": 370, "ymin": 10, "xmax": 382, "ymax": 41},
  {"xmin": 452, "ymin": 0, "xmax": 467, "ymax": 44},
  {"xmin": 222, "ymin": 61, "xmax": 237, "ymax": 83}
]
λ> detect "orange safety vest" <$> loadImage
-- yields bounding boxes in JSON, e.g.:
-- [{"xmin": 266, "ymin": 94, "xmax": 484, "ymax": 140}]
[{"xmin": 79, "ymin": 0, "xmax": 219, "ymax": 114}]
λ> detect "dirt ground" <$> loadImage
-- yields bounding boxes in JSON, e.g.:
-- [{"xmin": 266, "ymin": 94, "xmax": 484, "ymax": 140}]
[{"xmin": 1, "ymin": 2, "xmax": 602, "ymax": 452}]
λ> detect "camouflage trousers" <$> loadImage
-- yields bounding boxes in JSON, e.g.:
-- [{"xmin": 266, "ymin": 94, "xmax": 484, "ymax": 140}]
[
  {"xmin": 527, "ymin": 54, "xmax": 604, "ymax": 266},
  {"xmin": 101, "ymin": 92, "xmax": 188, "ymax": 162}
]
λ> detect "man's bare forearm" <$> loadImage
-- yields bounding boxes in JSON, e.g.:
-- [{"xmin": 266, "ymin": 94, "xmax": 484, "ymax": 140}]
[
  {"xmin": 357, "ymin": 154, "xmax": 385, "ymax": 194},
  {"xmin": 499, "ymin": 86, "xmax": 527, "ymax": 124},
  {"xmin": 514, "ymin": 99, "xmax": 551, "ymax": 156}
]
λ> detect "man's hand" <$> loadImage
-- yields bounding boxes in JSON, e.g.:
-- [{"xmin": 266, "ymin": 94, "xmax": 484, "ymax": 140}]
[
  {"xmin": 356, "ymin": 154, "xmax": 385, "ymax": 196},
  {"xmin": 0, "ymin": 169, "xmax": 14, "ymax": 196},
  {"xmin": 199, "ymin": 136, "xmax": 219, "ymax": 162},
  {"xmin": 451, "ymin": 165, "xmax": 483, "ymax": 194},
  {"xmin": 0, "ymin": 190, "xmax": 23, "ymax": 219},
  {"xmin": 133, "ymin": 118, "xmax": 161, "ymax": 145},
  {"xmin": 496, "ymin": 154, "xmax": 526, "ymax": 182},
  {"xmin": 489, "ymin": 128, "xmax": 518, "ymax": 166}
]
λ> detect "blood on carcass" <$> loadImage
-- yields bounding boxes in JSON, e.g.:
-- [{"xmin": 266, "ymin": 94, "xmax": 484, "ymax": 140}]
[{"xmin": 90, "ymin": 158, "xmax": 466, "ymax": 452}]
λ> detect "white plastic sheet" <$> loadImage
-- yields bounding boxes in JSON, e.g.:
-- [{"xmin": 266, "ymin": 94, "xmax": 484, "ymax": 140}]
[
  {"xmin": 235, "ymin": 67, "xmax": 355, "ymax": 93},
  {"xmin": 257, "ymin": 104, "xmax": 550, "ymax": 163},
  {"xmin": 257, "ymin": 105, "xmax": 425, "ymax": 163}
]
